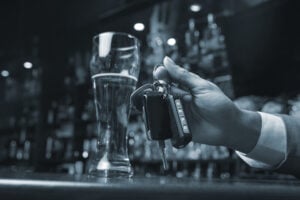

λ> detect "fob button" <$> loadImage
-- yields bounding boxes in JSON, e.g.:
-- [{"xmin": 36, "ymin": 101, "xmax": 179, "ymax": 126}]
[
  {"xmin": 183, "ymin": 125, "xmax": 189, "ymax": 133},
  {"xmin": 180, "ymin": 117, "xmax": 187, "ymax": 125},
  {"xmin": 175, "ymin": 100, "xmax": 182, "ymax": 108},
  {"xmin": 178, "ymin": 109, "xmax": 184, "ymax": 116}
]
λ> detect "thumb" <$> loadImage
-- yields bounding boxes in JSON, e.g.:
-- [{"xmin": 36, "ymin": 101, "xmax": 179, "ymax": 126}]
[{"xmin": 163, "ymin": 56, "xmax": 206, "ymax": 90}]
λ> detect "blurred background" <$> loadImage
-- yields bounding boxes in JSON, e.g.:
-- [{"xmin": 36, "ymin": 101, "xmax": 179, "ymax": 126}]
[{"xmin": 0, "ymin": 0, "xmax": 300, "ymax": 179}]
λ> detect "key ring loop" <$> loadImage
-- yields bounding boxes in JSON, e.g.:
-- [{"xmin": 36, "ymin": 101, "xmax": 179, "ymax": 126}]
[{"xmin": 130, "ymin": 83, "xmax": 154, "ymax": 111}]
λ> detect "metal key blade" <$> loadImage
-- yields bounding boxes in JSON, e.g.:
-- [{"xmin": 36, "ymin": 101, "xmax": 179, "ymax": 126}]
[{"xmin": 158, "ymin": 140, "xmax": 169, "ymax": 171}]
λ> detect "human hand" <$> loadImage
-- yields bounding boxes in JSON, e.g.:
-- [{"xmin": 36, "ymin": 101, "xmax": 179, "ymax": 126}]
[{"xmin": 153, "ymin": 57, "xmax": 261, "ymax": 153}]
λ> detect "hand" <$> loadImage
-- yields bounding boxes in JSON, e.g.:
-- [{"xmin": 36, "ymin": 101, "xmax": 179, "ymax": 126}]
[{"xmin": 153, "ymin": 57, "xmax": 261, "ymax": 153}]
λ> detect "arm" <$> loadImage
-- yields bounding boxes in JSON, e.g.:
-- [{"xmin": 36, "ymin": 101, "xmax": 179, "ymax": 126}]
[
  {"xmin": 154, "ymin": 56, "xmax": 300, "ymax": 177},
  {"xmin": 237, "ymin": 112, "xmax": 300, "ymax": 178},
  {"xmin": 276, "ymin": 115, "xmax": 300, "ymax": 177}
]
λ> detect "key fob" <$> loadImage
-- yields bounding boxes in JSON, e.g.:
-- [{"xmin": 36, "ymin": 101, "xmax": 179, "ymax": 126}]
[
  {"xmin": 166, "ymin": 94, "xmax": 192, "ymax": 148},
  {"xmin": 142, "ymin": 91, "xmax": 172, "ymax": 140},
  {"xmin": 131, "ymin": 80, "xmax": 192, "ymax": 149}
]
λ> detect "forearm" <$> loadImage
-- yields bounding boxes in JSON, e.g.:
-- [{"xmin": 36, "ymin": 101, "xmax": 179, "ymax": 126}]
[
  {"xmin": 280, "ymin": 115, "xmax": 300, "ymax": 157},
  {"xmin": 228, "ymin": 109, "xmax": 261, "ymax": 154},
  {"xmin": 232, "ymin": 111, "xmax": 300, "ymax": 177},
  {"xmin": 276, "ymin": 115, "xmax": 300, "ymax": 177}
]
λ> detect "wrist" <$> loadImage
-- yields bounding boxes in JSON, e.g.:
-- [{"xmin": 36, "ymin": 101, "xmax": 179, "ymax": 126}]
[{"xmin": 228, "ymin": 109, "xmax": 262, "ymax": 153}]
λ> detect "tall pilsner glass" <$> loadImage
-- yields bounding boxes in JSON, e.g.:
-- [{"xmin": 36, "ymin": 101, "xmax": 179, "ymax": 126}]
[{"xmin": 89, "ymin": 32, "xmax": 140, "ymax": 177}]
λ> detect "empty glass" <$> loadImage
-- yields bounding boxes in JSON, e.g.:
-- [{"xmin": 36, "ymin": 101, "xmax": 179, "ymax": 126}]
[{"xmin": 89, "ymin": 32, "xmax": 140, "ymax": 177}]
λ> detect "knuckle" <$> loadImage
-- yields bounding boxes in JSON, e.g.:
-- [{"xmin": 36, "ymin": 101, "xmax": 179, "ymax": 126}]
[
  {"xmin": 177, "ymin": 68, "xmax": 190, "ymax": 81},
  {"xmin": 208, "ymin": 82, "xmax": 220, "ymax": 91}
]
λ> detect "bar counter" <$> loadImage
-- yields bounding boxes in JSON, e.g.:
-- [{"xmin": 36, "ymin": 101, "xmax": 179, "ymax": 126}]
[{"xmin": 0, "ymin": 172, "xmax": 299, "ymax": 200}]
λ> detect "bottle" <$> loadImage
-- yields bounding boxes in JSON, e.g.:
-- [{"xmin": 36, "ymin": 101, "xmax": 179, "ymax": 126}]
[
  {"xmin": 9, "ymin": 140, "xmax": 17, "ymax": 160},
  {"xmin": 200, "ymin": 13, "xmax": 229, "ymax": 73},
  {"xmin": 45, "ymin": 137, "xmax": 53, "ymax": 159},
  {"xmin": 185, "ymin": 18, "xmax": 200, "ymax": 63}
]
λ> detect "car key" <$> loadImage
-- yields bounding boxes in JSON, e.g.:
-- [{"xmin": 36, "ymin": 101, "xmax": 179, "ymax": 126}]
[{"xmin": 130, "ymin": 69, "xmax": 192, "ymax": 171}]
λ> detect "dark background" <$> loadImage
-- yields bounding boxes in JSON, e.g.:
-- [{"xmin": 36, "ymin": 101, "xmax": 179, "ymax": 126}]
[
  {"xmin": 223, "ymin": 0, "xmax": 300, "ymax": 97},
  {"xmin": 1, "ymin": 0, "xmax": 299, "ymax": 99}
]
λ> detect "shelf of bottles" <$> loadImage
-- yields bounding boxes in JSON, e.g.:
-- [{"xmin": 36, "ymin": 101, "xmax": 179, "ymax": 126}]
[{"xmin": 0, "ymin": 66, "xmax": 41, "ymax": 172}]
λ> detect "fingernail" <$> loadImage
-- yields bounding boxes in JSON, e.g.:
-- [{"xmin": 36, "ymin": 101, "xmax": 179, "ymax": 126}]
[
  {"xmin": 152, "ymin": 65, "xmax": 167, "ymax": 79},
  {"xmin": 153, "ymin": 64, "xmax": 164, "ymax": 72},
  {"xmin": 163, "ymin": 56, "xmax": 175, "ymax": 67}
]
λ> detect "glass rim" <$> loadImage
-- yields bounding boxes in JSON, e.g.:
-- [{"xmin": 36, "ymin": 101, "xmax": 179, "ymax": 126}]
[{"xmin": 92, "ymin": 31, "xmax": 140, "ymax": 47}]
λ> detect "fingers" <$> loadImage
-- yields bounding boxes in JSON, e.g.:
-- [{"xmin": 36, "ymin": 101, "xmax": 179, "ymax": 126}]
[
  {"xmin": 153, "ymin": 65, "xmax": 170, "ymax": 82},
  {"xmin": 152, "ymin": 66, "xmax": 193, "ymax": 101},
  {"xmin": 163, "ymin": 56, "xmax": 206, "ymax": 90},
  {"xmin": 170, "ymin": 86, "xmax": 192, "ymax": 101}
]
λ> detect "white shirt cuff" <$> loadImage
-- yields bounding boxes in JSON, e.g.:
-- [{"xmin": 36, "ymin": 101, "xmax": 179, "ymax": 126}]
[{"xmin": 236, "ymin": 112, "xmax": 287, "ymax": 169}]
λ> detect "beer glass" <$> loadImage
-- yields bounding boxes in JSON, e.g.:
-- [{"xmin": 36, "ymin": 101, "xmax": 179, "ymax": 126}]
[{"xmin": 89, "ymin": 32, "xmax": 140, "ymax": 177}]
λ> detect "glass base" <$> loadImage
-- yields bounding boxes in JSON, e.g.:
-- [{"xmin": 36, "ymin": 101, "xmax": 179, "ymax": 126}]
[
  {"xmin": 89, "ymin": 168, "xmax": 133, "ymax": 178},
  {"xmin": 88, "ymin": 160, "xmax": 133, "ymax": 178}
]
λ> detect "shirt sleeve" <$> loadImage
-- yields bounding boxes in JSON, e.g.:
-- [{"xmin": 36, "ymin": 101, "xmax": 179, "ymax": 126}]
[{"xmin": 236, "ymin": 112, "xmax": 287, "ymax": 169}]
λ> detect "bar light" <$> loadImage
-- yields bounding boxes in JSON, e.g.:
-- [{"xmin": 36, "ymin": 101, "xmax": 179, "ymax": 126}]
[
  {"xmin": 24, "ymin": 62, "xmax": 33, "ymax": 69},
  {"xmin": 1, "ymin": 70, "xmax": 9, "ymax": 77},
  {"xmin": 167, "ymin": 38, "xmax": 176, "ymax": 46},
  {"xmin": 133, "ymin": 23, "xmax": 145, "ymax": 31},
  {"xmin": 190, "ymin": 4, "xmax": 201, "ymax": 12}
]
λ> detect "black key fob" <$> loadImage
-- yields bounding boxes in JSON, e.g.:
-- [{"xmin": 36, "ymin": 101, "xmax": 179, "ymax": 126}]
[
  {"xmin": 142, "ymin": 91, "xmax": 172, "ymax": 140},
  {"xmin": 131, "ymin": 80, "xmax": 192, "ymax": 149}
]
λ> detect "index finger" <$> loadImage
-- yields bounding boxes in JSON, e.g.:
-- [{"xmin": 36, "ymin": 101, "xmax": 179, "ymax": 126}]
[
  {"xmin": 163, "ymin": 56, "xmax": 207, "ymax": 90},
  {"xmin": 153, "ymin": 65, "xmax": 171, "ymax": 82}
]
